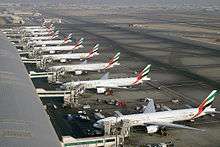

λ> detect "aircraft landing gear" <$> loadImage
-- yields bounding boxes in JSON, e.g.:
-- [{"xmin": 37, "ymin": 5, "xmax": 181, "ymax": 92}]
[
  {"xmin": 159, "ymin": 128, "xmax": 167, "ymax": 136},
  {"xmin": 105, "ymin": 89, "xmax": 113, "ymax": 96}
]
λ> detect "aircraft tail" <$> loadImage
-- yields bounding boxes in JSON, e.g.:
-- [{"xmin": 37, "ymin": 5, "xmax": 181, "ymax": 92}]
[
  {"xmin": 92, "ymin": 44, "xmax": 99, "ymax": 50},
  {"xmin": 42, "ymin": 18, "xmax": 46, "ymax": 27},
  {"xmin": 48, "ymin": 23, "xmax": 54, "ymax": 29},
  {"xmin": 104, "ymin": 52, "xmax": 120, "ymax": 69},
  {"xmin": 46, "ymin": 24, "xmax": 54, "ymax": 32},
  {"xmin": 198, "ymin": 90, "xmax": 218, "ymax": 110},
  {"xmin": 48, "ymin": 29, "xmax": 54, "ymax": 35},
  {"xmin": 45, "ymin": 22, "xmax": 54, "ymax": 30},
  {"xmin": 87, "ymin": 44, "xmax": 99, "ymax": 58},
  {"xmin": 75, "ymin": 38, "xmax": 84, "ymax": 46},
  {"xmin": 64, "ymin": 33, "xmax": 72, "ymax": 42},
  {"xmin": 193, "ymin": 90, "xmax": 219, "ymax": 118},
  {"xmin": 67, "ymin": 33, "xmax": 72, "ymax": 39},
  {"xmin": 42, "ymin": 21, "xmax": 46, "ymax": 27},
  {"xmin": 52, "ymin": 30, "xmax": 59, "ymax": 39},
  {"xmin": 133, "ymin": 64, "xmax": 151, "ymax": 84}
]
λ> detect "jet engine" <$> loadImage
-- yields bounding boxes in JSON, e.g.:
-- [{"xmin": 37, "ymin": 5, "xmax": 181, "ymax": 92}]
[
  {"xmin": 60, "ymin": 58, "xmax": 66, "ymax": 63},
  {"xmin": 49, "ymin": 50, "xmax": 55, "ymax": 54},
  {"xmin": 146, "ymin": 125, "xmax": 159, "ymax": 134},
  {"xmin": 97, "ymin": 88, "xmax": 106, "ymax": 94},
  {"xmin": 75, "ymin": 70, "xmax": 83, "ymax": 75}
]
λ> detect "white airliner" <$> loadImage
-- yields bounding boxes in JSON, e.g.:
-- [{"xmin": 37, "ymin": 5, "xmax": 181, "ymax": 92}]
[
  {"xmin": 62, "ymin": 64, "xmax": 151, "ymax": 93},
  {"xmin": 22, "ymin": 26, "xmax": 44, "ymax": 29},
  {"xmin": 23, "ymin": 30, "xmax": 59, "ymax": 42},
  {"xmin": 94, "ymin": 90, "xmax": 219, "ymax": 133},
  {"xmin": 25, "ymin": 29, "xmax": 55, "ymax": 37},
  {"xmin": 22, "ymin": 26, "xmax": 55, "ymax": 33},
  {"xmin": 21, "ymin": 23, "xmax": 54, "ymax": 31},
  {"xmin": 48, "ymin": 52, "xmax": 120, "ymax": 75},
  {"xmin": 21, "ymin": 20, "xmax": 51, "ymax": 29},
  {"xmin": 21, "ymin": 25, "xmax": 46, "ymax": 30},
  {"xmin": 33, "ymin": 38, "xmax": 85, "ymax": 54},
  {"xmin": 41, "ymin": 44, "xmax": 99, "ymax": 63},
  {"xmin": 27, "ymin": 33, "xmax": 72, "ymax": 47}
]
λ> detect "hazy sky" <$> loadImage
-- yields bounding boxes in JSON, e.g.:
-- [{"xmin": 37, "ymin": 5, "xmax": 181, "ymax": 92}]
[{"xmin": 1, "ymin": 0, "xmax": 220, "ymax": 9}]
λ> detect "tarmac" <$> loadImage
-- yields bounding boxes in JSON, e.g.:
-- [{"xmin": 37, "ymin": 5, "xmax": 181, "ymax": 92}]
[{"xmin": 25, "ymin": 7, "xmax": 220, "ymax": 146}]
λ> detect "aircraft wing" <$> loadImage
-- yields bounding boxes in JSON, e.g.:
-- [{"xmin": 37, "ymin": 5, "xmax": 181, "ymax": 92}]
[{"xmin": 145, "ymin": 122, "xmax": 205, "ymax": 131}]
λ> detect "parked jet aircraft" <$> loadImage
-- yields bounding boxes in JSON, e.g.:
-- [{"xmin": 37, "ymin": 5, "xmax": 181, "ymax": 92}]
[
  {"xmin": 21, "ymin": 23, "xmax": 54, "ymax": 31},
  {"xmin": 62, "ymin": 64, "xmax": 151, "ymax": 93},
  {"xmin": 94, "ymin": 90, "xmax": 219, "ymax": 133},
  {"xmin": 22, "ymin": 26, "xmax": 55, "ymax": 33},
  {"xmin": 48, "ymin": 52, "xmax": 120, "ymax": 75},
  {"xmin": 25, "ymin": 29, "xmax": 55, "ymax": 37},
  {"xmin": 27, "ymin": 33, "xmax": 72, "ymax": 47},
  {"xmin": 23, "ymin": 30, "xmax": 59, "ymax": 42},
  {"xmin": 41, "ymin": 44, "xmax": 99, "ymax": 63},
  {"xmin": 33, "ymin": 38, "xmax": 85, "ymax": 54}
]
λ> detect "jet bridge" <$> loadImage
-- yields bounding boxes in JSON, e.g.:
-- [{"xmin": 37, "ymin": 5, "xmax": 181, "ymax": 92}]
[
  {"xmin": 21, "ymin": 57, "xmax": 41, "ymax": 64},
  {"xmin": 18, "ymin": 50, "xmax": 30, "ymax": 56},
  {"xmin": 36, "ymin": 88, "xmax": 72, "ymax": 98},
  {"xmin": 102, "ymin": 119, "xmax": 131, "ymax": 146},
  {"xmin": 0, "ymin": 32, "xmax": 61, "ymax": 146},
  {"xmin": 36, "ymin": 88, "xmax": 73, "ymax": 105},
  {"xmin": 29, "ymin": 71, "xmax": 56, "ymax": 79},
  {"xmin": 29, "ymin": 71, "xmax": 62, "ymax": 83}
]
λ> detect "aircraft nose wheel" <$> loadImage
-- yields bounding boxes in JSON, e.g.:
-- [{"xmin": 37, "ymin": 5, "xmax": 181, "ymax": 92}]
[{"xmin": 105, "ymin": 89, "xmax": 113, "ymax": 96}]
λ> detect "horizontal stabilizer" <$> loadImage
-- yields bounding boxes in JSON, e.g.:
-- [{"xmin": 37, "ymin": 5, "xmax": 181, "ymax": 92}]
[{"xmin": 214, "ymin": 111, "xmax": 220, "ymax": 114}]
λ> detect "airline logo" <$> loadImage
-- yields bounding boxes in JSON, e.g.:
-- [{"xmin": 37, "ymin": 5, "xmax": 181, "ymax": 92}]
[
  {"xmin": 104, "ymin": 52, "xmax": 120, "ymax": 69},
  {"xmin": 132, "ymin": 64, "xmax": 151, "ymax": 85},
  {"xmin": 192, "ymin": 90, "xmax": 219, "ymax": 119}
]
